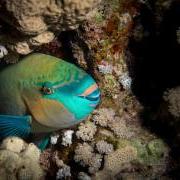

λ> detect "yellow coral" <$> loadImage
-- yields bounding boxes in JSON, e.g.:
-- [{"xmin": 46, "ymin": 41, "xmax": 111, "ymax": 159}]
[
  {"xmin": 21, "ymin": 143, "xmax": 41, "ymax": 161},
  {"xmin": 0, "ymin": 150, "xmax": 21, "ymax": 173},
  {"xmin": 18, "ymin": 157, "xmax": 44, "ymax": 180},
  {"xmin": 104, "ymin": 145, "xmax": 137, "ymax": 174},
  {"xmin": 0, "ymin": 137, "xmax": 44, "ymax": 180}
]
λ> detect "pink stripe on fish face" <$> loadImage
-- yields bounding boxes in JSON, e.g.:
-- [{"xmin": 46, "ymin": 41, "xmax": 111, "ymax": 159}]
[{"xmin": 79, "ymin": 83, "xmax": 98, "ymax": 97}]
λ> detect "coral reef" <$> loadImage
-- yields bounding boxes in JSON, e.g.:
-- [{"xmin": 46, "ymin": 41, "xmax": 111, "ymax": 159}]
[
  {"xmin": 0, "ymin": 137, "xmax": 44, "ymax": 180},
  {"xmin": 96, "ymin": 140, "xmax": 114, "ymax": 155},
  {"xmin": 93, "ymin": 108, "xmax": 134, "ymax": 139},
  {"xmin": 0, "ymin": 0, "xmax": 178, "ymax": 179},
  {"xmin": 78, "ymin": 172, "xmax": 91, "ymax": 180},
  {"xmin": 92, "ymin": 108, "xmax": 116, "ymax": 127},
  {"xmin": 61, "ymin": 130, "xmax": 74, "ymax": 147},
  {"xmin": 76, "ymin": 121, "xmax": 97, "ymax": 141},
  {"xmin": 164, "ymin": 86, "xmax": 180, "ymax": 118},
  {"xmin": 0, "ymin": 0, "xmax": 101, "ymax": 56},
  {"xmin": 94, "ymin": 145, "xmax": 138, "ymax": 179},
  {"xmin": 0, "ymin": 45, "xmax": 8, "ymax": 59},
  {"xmin": 0, "ymin": 136, "xmax": 26, "ymax": 153},
  {"xmin": 119, "ymin": 72, "xmax": 132, "ymax": 90},
  {"xmin": 74, "ymin": 143, "xmax": 102, "ymax": 174},
  {"xmin": 50, "ymin": 134, "xmax": 60, "ymax": 145},
  {"xmin": 55, "ymin": 156, "xmax": 71, "ymax": 179}
]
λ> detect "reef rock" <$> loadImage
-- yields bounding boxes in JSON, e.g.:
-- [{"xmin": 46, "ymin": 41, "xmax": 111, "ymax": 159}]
[{"xmin": 0, "ymin": 0, "xmax": 101, "ymax": 55}]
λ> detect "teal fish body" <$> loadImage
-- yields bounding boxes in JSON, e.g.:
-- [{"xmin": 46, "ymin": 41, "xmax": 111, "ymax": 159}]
[{"xmin": 0, "ymin": 53, "xmax": 100, "ymax": 138}]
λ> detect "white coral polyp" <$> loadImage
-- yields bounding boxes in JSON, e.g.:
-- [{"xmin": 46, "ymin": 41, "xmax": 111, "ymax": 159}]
[
  {"xmin": 0, "ymin": 45, "xmax": 8, "ymax": 58},
  {"xmin": 62, "ymin": 130, "xmax": 74, "ymax": 146},
  {"xmin": 50, "ymin": 134, "xmax": 60, "ymax": 145}
]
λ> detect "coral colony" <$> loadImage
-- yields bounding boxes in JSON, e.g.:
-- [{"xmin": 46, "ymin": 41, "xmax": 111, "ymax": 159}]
[{"xmin": 0, "ymin": 0, "xmax": 179, "ymax": 179}]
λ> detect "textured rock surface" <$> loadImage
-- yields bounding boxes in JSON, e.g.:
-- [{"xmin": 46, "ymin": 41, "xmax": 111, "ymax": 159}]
[{"xmin": 0, "ymin": 0, "xmax": 101, "ymax": 55}]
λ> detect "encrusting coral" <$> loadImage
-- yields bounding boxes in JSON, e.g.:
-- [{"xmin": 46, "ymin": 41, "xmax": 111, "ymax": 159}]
[
  {"xmin": 0, "ymin": 136, "xmax": 44, "ymax": 180},
  {"xmin": 103, "ymin": 145, "xmax": 138, "ymax": 174},
  {"xmin": 93, "ymin": 145, "xmax": 138, "ymax": 179}
]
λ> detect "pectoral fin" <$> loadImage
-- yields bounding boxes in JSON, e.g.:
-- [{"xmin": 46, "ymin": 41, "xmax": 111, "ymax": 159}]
[{"xmin": 0, "ymin": 115, "xmax": 31, "ymax": 139}]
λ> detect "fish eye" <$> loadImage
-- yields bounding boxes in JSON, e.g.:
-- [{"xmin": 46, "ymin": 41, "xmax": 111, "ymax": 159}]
[{"xmin": 41, "ymin": 86, "xmax": 54, "ymax": 95}]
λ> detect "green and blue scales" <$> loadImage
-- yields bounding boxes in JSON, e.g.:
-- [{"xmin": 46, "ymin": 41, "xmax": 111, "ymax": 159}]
[{"xmin": 0, "ymin": 53, "xmax": 100, "ymax": 148}]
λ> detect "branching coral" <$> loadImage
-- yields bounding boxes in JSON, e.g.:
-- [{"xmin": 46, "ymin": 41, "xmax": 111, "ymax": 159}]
[
  {"xmin": 108, "ymin": 116, "xmax": 134, "ymax": 139},
  {"xmin": 74, "ymin": 143, "xmax": 102, "ymax": 174},
  {"xmin": 0, "ymin": 137, "xmax": 44, "ymax": 180},
  {"xmin": 55, "ymin": 157, "xmax": 71, "ymax": 179},
  {"xmin": 92, "ymin": 108, "xmax": 133, "ymax": 139},
  {"xmin": 96, "ymin": 140, "xmax": 114, "ymax": 155},
  {"xmin": 76, "ymin": 121, "xmax": 97, "ymax": 141},
  {"xmin": 92, "ymin": 108, "xmax": 116, "ymax": 127}
]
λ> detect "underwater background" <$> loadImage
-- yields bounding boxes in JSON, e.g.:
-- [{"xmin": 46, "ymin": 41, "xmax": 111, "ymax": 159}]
[{"xmin": 0, "ymin": 0, "xmax": 180, "ymax": 179}]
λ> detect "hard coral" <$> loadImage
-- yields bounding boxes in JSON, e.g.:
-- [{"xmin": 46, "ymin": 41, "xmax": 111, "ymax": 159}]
[
  {"xmin": 74, "ymin": 143, "xmax": 102, "ymax": 174},
  {"xmin": 94, "ymin": 145, "xmax": 137, "ymax": 179},
  {"xmin": 76, "ymin": 121, "xmax": 97, "ymax": 141},
  {"xmin": 164, "ymin": 86, "xmax": 180, "ymax": 118},
  {"xmin": 62, "ymin": 130, "xmax": 74, "ymax": 146},
  {"xmin": 96, "ymin": 140, "xmax": 114, "ymax": 155},
  {"xmin": 108, "ymin": 116, "xmax": 134, "ymax": 139},
  {"xmin": 55, "ymin": 158, "xmax": 71, "ymax": 179},
  {"xmin": 0, "ymin": 136, "xmax": 26, "ymax": 153},
  {"xmin": 78, "ymin": 172, "xmax": 91, "ymax": 180},
  {"xmin": 93, "ymin": 108, "xmax": 133, "ymax": 139},
  {"xmin": 92, "ymin": 108, "xmax": 116, "ymax": 127},
  {"xmin": 0, "ymin": 45, "xmax": 8, "ymax": 58},
  {"xmin": 0, "ymin": 137, "xmax": 44, "ymax": 180},
  {"xmin": 0, "ymin": 0, "xmax": 101, "ymax": 55},
  {"xmin": 104, "ymin": 145, "xmax": 137, "ymax": 174}
]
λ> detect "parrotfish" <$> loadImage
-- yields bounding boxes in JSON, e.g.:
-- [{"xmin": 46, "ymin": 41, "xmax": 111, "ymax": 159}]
[{"xmin": 0, "ymin": 53, "xmax": 100, "ymax": 148}]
